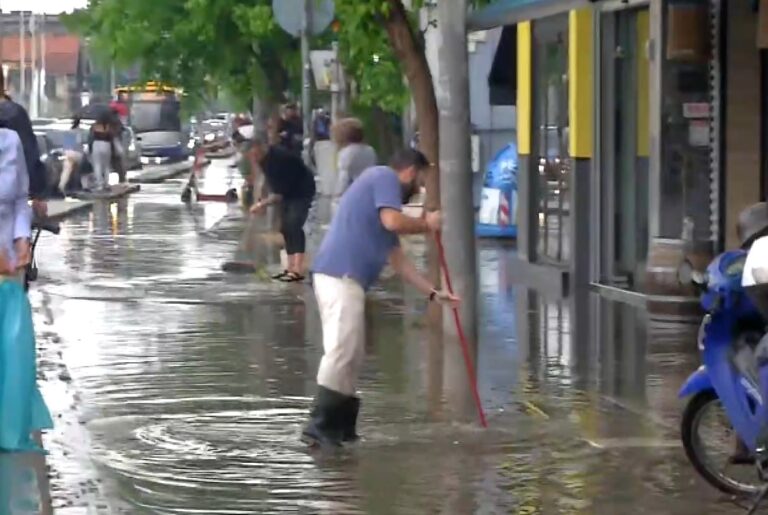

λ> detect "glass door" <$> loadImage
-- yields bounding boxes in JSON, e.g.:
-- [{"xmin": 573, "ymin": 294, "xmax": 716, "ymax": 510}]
[
  {"xmin": 599, "ymin": 8, "xmax": 650, "ymax": 289},
  {"xmin": 533, "ymin": 15, "xmax": 570, "ymax": 264}
]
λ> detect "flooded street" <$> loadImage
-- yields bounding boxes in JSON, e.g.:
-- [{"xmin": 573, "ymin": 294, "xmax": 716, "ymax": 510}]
[{"xmin": 10, "ymin": 161, "xmax": 749, "ymax": 513}]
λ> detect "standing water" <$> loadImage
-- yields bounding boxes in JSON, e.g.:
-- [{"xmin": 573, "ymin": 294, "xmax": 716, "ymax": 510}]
[{"xmin": 13, "ymin": 169, "xmax": 744, "ymax": 514}]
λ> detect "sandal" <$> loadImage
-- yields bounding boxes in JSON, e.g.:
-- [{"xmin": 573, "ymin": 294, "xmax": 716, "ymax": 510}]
[
  {"xmin": 279, "ymin": 272, "xmax": 305, "ymax": 283},
  {"xmin": 271, "ymin": 270, "xmax": 290, "ymax": 280}
]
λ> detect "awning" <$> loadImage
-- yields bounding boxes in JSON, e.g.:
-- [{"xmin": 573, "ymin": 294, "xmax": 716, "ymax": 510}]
[{"xmin": 468, "ymin": 0, "xmax": 595, "ymax": 31}]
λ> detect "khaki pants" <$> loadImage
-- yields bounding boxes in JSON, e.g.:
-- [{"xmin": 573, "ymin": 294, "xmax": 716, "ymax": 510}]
[{"xmin": 314, "ymin": 273, "xmax": 366, "ymax": 396}]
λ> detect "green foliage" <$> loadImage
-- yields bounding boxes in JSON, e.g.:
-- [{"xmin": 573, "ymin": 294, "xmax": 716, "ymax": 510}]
[
  {"xmin": 333, "ymin": 0, "xmax": 492, "ymax": 114},
  {"xmin": 65, "ymin": 0, "xmax": 493, "ymax": 114},
  {"xmin": 63, "ymin": 0, "xmax": 300, "ymax": 109}
]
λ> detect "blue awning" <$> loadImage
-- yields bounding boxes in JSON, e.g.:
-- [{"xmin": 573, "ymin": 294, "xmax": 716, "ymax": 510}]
[{"xmin": 468, "ymin": 0, "xmax": 595, "ymax": 31}]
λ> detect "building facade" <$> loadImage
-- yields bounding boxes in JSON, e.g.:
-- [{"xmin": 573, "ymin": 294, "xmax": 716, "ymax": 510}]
[{"xmin": 470, "ymin": 0, "xmax": 721, "ymax": 301}]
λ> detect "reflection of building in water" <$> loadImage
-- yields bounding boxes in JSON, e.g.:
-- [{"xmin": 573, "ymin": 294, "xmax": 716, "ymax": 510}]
[{"xmin": 516, "ymin": 288, "xmax": 697, "ymax": 430}]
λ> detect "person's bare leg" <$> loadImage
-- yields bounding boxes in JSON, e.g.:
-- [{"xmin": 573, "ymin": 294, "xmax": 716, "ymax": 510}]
[{"xmin": 292, "ymin": 253, "xmax": 305, "ymax": 275}]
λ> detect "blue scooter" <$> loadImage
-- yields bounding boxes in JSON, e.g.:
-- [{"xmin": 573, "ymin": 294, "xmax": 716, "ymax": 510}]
[{"xmin": 680, "ymin": 203, "xmax": 768, "ymax": 508}]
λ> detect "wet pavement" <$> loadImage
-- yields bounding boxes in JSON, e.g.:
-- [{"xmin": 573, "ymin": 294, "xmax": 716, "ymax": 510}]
[{"xmin": 6, "ymin": 158, "xmax": 754, "ymax": 513}]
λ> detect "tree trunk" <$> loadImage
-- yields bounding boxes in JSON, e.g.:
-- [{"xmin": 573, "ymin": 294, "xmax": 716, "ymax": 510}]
[
  {"xmin": 383, "ymin": 0, "xmax": 444, "ymax": 379},
  {"xmin": 382, "ymin": 0, "xmax": 440, "ymax": 212},
  {"xmin": 383, "ymin": 0, "xmax": 441, "ymax": 296}
]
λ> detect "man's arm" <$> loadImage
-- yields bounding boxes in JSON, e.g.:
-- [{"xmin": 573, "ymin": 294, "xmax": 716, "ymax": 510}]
[
  {"xmin": 388, "ymin": 245, "xmax": 435, "ymax": 295},
  {"xmin": 379, "ymin": 208, "xmax": 428, "ymax": 235}
]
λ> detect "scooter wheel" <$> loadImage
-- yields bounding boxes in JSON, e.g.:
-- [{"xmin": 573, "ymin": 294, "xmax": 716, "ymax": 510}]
[{"xmin": 681, "ymin": 390, "xmax": 763, "ymax": 496}]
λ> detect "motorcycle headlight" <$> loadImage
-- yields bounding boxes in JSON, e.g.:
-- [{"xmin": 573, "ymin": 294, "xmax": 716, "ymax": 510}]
[{"xmin": 204, "ymin": 133, "xmax": 215, "ymax": 142}]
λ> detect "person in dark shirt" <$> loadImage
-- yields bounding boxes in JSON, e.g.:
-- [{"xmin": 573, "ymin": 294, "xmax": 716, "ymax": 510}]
[
  {"xmin": 245, "ymin": 130, "xmax": 316, "ymax": 282},
  {"xmin": 277, "ymin": 103, "xmax": 303, "ymax": 156},
  {"xmin": 0, "ymin": 74, "xmax": 47, "ymax": 216}
]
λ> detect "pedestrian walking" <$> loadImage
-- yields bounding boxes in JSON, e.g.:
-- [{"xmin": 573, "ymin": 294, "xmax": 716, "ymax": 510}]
[
  {"xmin": 332, "ymin": 117, "xmax": 377, "ymax": 199},
  {"xmin": 88, "ymin": 110, "xmax": 115, "ymax": 192},
  {"xmin": 303, "ymin": 148, "xmax": 459, "ymax": 447},
  {"xmin": 244, "ymin": 129, "xmax": 316, "ymax": 282},
  {"xmin": 0, "ymin": 127, "xmax": 53, "ymax": 451}
]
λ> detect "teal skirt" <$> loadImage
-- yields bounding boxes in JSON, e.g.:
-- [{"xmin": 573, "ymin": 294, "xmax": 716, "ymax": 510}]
[{"xmin": 0, "ymin": 280, "xmax": 53, "ymax": 452}]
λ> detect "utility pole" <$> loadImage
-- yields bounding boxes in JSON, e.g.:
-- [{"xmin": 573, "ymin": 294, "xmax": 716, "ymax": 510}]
[
  {"xmin": 39, "ymin": 13, "xmax": 45, "ymax": 116},
  {"xmin": 300, "ymin": 0, "xmax": 312, "ymax": 166},
  {"xmin": 29, "ymin": 11, "xmax": 35, "ymax": 117},
  {"xmin": 436, "ymin": 0, "xmax": 478, "ymax": 418},
  {"xmin": 18, "ymin": 10, "xmax": 24, "ymax": 104},
  {"xmin": 330, "ymin": 40, "xmax": 340, "ymax": 123}
]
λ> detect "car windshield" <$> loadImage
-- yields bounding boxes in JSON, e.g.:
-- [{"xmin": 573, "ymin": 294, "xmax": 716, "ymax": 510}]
[{"xmin": 131, "ymin": 100, "xmax": 182, "ymax": 133}]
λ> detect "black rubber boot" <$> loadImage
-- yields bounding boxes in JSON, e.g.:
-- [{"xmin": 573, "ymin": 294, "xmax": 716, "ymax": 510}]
[
  {"xmin": 302, "ymin": 386, "xmax": 348, "ymax": 447},
  {"xmin": 343, "ymin": 397, "xmax": 360, "ymax": 443}
]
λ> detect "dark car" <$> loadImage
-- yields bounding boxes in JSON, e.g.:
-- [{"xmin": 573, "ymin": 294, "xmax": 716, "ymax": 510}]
[{"xmin": 35, "ymin": 132, "xmax": 65, "ymax": 196}]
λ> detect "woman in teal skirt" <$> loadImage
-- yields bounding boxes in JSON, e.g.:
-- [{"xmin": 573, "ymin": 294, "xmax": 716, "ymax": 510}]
[{"xmin": 0, "ymin": 127, "xmax": 53, "ymax": 452}]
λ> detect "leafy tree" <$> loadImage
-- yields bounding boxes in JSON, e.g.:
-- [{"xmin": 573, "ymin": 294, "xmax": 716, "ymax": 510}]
[{"xmin": 63, "ymin": 0, "xmax": 301, "ymax": 111}]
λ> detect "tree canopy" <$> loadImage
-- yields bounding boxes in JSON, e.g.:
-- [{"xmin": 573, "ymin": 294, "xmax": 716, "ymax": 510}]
[
  {"xmin": 66, "ymin": 0, "xmax": 490, "ymax": 114},
  {"xmin": 64, "ymin": 0, "xmax": 301, "ymax": 110}
]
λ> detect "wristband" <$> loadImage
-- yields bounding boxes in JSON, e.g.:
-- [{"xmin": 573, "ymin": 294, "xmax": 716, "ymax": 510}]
[{"xmin": 429, "ymin": 289, "xmax": 437, "ymax": 302}]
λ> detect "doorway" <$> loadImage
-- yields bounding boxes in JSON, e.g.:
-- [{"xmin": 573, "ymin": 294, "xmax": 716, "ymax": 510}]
[
  {"xmin": 532, "ymin": 14, "xmax": 570, "ymax": 265},
  {"xmin": 598, "ymin": 8, "xmax": 650, "ymax": 290}
]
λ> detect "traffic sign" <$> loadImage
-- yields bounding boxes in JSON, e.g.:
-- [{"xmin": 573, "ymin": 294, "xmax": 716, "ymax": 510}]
[{"xmin": 273, "ymin": 0, "xmax": 335, "ymax": 38}]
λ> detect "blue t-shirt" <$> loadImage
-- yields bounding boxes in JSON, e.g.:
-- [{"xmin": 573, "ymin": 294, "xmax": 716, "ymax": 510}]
[{"xmin": 312, "ymin": 166, "xmax": 402, "ymax": 290}]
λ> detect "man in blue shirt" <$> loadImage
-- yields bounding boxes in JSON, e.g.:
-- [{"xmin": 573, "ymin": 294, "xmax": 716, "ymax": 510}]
[{"xmin": 304, "ymin": 148, "xmax": 459, "ymax": 447}]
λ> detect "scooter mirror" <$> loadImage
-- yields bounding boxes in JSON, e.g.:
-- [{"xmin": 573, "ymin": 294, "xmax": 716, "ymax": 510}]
[{"xmin": 678, "ymin": 259, "xmax": 693, "ymax": 285}]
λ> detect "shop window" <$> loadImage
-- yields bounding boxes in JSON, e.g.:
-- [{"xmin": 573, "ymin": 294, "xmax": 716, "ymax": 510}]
[
  {"xmin": 533, "ymin": 15, "xmax": 570, "ymax": 264},
  {"xmin": 488, "ymin": 25, "xmax": 517, "ymax": 106}
]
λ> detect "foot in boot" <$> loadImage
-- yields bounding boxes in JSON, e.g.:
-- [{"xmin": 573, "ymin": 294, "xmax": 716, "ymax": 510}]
[
  {"xmin": 343, "ymin": 397, "xmax": 360, "ymax": 443},
  {"xmin": 301, "ymin": 386, "xmax": 350, "ymax": 447}
]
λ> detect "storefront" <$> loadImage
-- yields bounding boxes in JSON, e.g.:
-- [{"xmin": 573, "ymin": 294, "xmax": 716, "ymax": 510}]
[{"xmin": 469, "ymin": 0, "xmax": 721, "ymax": 298}]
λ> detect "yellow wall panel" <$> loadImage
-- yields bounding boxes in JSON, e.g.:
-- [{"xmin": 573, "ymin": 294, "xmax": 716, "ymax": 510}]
[
  {"xmin": 517, "ymin": 21, "xmax": 532, "ymax": 155},
  {"xmin": 568, "ymin": 9, "xmax": 593, "ymax": 158}
]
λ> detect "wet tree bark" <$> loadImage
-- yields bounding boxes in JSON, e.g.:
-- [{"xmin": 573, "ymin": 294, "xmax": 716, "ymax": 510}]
[
  {"xmin": 382, "ymin": 0, "xmax": 445, "ymax": 418},
  {"xmin": 382, "ymin": 0, "xmax": 441, "ymax": 287}
]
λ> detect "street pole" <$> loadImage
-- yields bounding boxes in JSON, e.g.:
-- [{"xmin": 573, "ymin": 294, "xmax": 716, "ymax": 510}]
[
  {"xmin": 436, "ymin": 0, "xmax": 478, "ymax": 418},
  {"xmin": 300, "ymin": 0, "xmax": 312, "ymax": 166},
  {"xmin": 39, "ymin": 13, "xmax": 44, "ymax": 116},
  {"xmin": 18, "ymin": 10, "xmax": 24, "ymax": 103},
  {"xmin": 330, "ymin": 40, "xmax": 340, "ymax": 123},
  {"xmin": 29, "ymin": 12, "xmax": 36, "ymax": 117},
  {"xmin": 110, "ymin": 64, "xmax": 115, "ymax": 96}
]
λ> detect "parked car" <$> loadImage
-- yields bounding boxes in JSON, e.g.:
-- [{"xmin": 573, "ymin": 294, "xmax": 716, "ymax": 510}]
[
  {"xmin": 34, "ymin": 132, "xmax": 65, "ymax": 196},
  {"xmin": 200, "ymin": 119, "xmax": 229, "ymax": 151}
]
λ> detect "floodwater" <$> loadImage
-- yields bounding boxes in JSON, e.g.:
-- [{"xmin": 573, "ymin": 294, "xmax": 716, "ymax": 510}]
[{"xmin": 6, "ymin": 159, "xmax": 752, "ymax": 513}]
